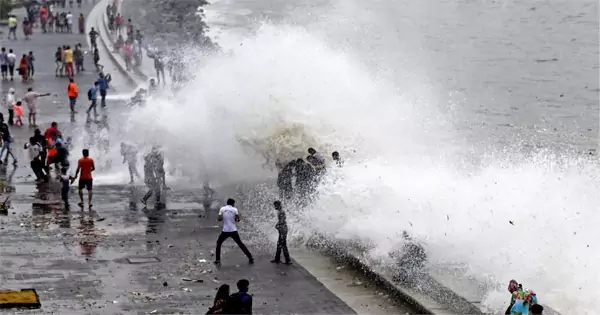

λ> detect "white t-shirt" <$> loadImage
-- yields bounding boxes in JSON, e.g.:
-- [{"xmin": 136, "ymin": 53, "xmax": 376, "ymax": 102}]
[
  {"xmin": 5, "ymin": 93, "xmax": 15, "ymax": 110},
  {"xmin": 218, "ymin": 205, "xmax": 238, "ymax": 232},
  {"xmin": 6, "ymin": 53, "xmax": 16, "ymax": 66},
  {"xmin": 26, "ymin": 143, "xmax": 41, "ymax": 161},
  {"xmin": 23, "ymin": 91, "xmax": 41, "ymax": 111},
  {"xmin": 66, "ymin": 13, "xmax": 73, "ymax": 25}
]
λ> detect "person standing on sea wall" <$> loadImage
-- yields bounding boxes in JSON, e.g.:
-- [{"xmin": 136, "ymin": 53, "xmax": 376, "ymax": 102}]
[{"xmin": 271, "ymin": 200, "xmax": 291, "ymax": 265}]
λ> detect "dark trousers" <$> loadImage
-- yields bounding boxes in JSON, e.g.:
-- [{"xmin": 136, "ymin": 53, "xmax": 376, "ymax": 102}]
[
  {"xmin": 8, "ymin": 109, "xmax": 14, "ymax": 125},
  {"xmin": 61, "ymin": 187, "xmax": 69, "ymax": 203},
  {"xmin": 31, "ymin": 159, "xmax": 47, "ymax": 181},
  {"xmin": 274, "ymin": 228, "xmax": 290, "ymax": 262},
  {"xmin": 100, "ymin": 89, "xmax": 107, "ymax": 107},
  {"xmin": 69, "ymin": 97, "xmax": 77, "ymax": 112},
  {"xmin": 215, "ymin": 231, "xmax": 252, "ymax": 262},
  {"xmin": 87, "ymin": 99, "xmax": 97, "ymax": 115},
  {"xmin": 142, "ymin": 185, "xmax": 161, "ymax": 203}
]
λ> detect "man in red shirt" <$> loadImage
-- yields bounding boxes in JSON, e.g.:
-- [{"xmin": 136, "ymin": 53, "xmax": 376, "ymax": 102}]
[
  {"xmin": 74, "ymin": 149, "xmax": 95, "ymax": 208},
  {"xmin": 44, "ymin": 122, "xmax": 61, "ymax": 140}
]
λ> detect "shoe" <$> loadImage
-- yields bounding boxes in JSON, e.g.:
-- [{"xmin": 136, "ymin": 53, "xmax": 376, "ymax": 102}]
[
  {"xmin": 249, "ymin": 258, "xmax": 254, "ymax": 264},
  {"xmin": 213, "ymin": 260, "xmax": 221, "ymax": 265},
  {"xmin": 284, "ymin": 261, "xmax": 293, "ymax": 265},
  {"xmin": 77, "ymin": 202, "xmax": 84, "ymax": 207},
  {"xmin": 270, "ymin": 260, "xmax": 281, "ymax": 264}
]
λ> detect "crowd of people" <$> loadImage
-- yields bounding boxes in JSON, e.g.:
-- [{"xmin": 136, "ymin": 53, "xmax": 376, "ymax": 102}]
[
  {"xmin": 105, "ymin": 2, "xmax": 144, "ymax": 71},
  {"xmin": 276, "ymin": 148, "xmax": 342, "ymax": 202}
]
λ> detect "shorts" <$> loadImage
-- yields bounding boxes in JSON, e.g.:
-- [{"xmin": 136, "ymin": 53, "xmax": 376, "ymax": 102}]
[
  {"xmin": 28, "ymin": 105, "xmax": 36, "ymax": 114},
  {"xmin": 0, "ymin": 65, "xmax": 6, "ymax": 73},
  {"xmin": 78, "ymin": 179, "xmax": 93, "ymax": 190}
]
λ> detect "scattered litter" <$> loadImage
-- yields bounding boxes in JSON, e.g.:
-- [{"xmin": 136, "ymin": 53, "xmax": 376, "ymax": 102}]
[
  {"xmin": 150, "ymin": 310, "xmax": 158, "ymax": 314},
  {"xmin": 198, "ymin": 259, "xmax": 207, "ymax": 263},
  {"xmin": 168, "ymin": 244, "xmax": 174, "ymax": 248},
  {"xmin": 509, "ymin": 220, "xmax": 514, "ymax": 225},
  {"xmin": 162, "ymin": 282, "xmax": 168, "ymax": 287},
  {"xmin": 335, "ymin": 266, "xmax": 345, "ymax": 270},
  {"xmin": 181, "ymin": 288, "xmax": 191, "ymax": 292},
  {"xmin": 75, "ymin": 294, "xmax": 83, "ymax": 298},
  {"xmin": 182, "ymin": 278, "xmax": 204, "ymax": 283},
  {"xmin": 212, "ymin": 279, "xmax": 219, "ymax": 284},
  {"xmin": 112, "ymin": 300, "xmax": 118, "ymax": 304}
]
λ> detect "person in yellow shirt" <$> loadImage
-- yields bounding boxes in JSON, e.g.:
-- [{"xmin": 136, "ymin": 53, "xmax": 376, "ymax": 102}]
[
  {"xmin": 64, "ymin": 46, "xmax": 74, "ymax": 77},
  {"xmin": 8, "ymin": 15, "xmax": 18, "ymax": 40}
]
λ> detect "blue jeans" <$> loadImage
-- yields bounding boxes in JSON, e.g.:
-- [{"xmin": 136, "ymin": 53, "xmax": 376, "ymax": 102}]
[
  {"xmin": 0, "ymin": 140, "xmax": 16, "ymax": 162},
  {"xmin": 69, "ymin": 97, "xmax": 77, "ymax": 112}
]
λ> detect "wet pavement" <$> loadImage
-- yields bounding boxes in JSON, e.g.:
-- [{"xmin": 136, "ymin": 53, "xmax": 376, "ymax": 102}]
[
  {"xmin": 0, "ymin": 3, "xmax": 357, "ymax": 315},
  {"xmin": 0, "ymin": 183, "xmax": 357, "ymax": 314}
]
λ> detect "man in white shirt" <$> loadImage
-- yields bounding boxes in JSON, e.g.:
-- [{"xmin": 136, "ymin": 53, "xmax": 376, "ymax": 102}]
[
  {"xmin": 6, "ymin": 49, "xmax": 16, "ymax": 81},
  {"xmin": 24, "ymin": 137, "xmax": 47, "ymax": 181},
  {"xmin": 4, "ymin": 88, "xmax": 16, "ymax": 124},
  {"xmin": 214, "ymin": 198, "xmax": 254, "ymax": 265},
  {"xmin": 66, "ymin": 12, "xmax": 73, "ymax": 33}
]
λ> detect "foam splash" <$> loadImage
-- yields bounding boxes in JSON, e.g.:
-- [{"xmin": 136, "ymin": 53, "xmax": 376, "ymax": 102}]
[{"xmin": 94, "ymin": 20, "xmax": 596, "ymax": 314}]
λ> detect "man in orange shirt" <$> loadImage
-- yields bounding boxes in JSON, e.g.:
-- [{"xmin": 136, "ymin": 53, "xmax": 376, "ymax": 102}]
[
  {"xmin": 67, "ymin": 78, "xmax": 78, "ymax": 113},
  {"xmin": 74, "ymin": 149, "xmax": 95, "ymax": 208}
]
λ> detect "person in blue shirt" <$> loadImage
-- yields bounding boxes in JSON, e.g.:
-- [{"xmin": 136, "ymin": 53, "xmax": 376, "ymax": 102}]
[
  {"xmin": 95, "ymin": 73, "xmax": 110, "ymax": 108},
  {"xmin": 226, "ymin": 279, "xmax": 252, "ymax": 314},
  {"xmin": 87, "ymin": 81, "xmax": 99, "ymax": 116}
]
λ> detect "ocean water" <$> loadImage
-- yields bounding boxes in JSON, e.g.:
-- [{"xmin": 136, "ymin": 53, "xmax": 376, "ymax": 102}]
[{"xmin": 119, "ymin": 0, "xmax": 599, "ymax": 313}]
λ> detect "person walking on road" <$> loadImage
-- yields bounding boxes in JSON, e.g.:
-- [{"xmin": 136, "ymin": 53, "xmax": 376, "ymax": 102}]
[
  {"xmin": 120, "ymin": 142, "xmax": 139, "ymax": 184},
  {"xmin": 24, "ymin": 137, "xmax": 47, "ymax": 182},
  {"xmin": 27, "ymin": 51, "xmax": 35, "ymax": 79},
  {"xmin": 6, "ymin": 49, "xmax": 16, "ymax": 81},
  {"xmin": 96, "ymin": 73, "xmax": 110, "ymax": 108},
  {"xmin": 24, "ymin": 87, "xmax": 51, "ymax": 127},
  {"xmin": 73, "ymin": 149, "xmax": 95, "ymax": 209},
  {"xmin": 0, "ymin": 48, "xmax": 8, "ymax": 80},
  {"xmin": 87, "ymin": 81, "xmax": 99, "ymax": 116},
  {"xmin": 5, "ymin": 88, "xmax": 16, "ymax": 125},
  {"xmin": 271, "ymin": 200, "xmax": 292, "ymax": 264},
  {"xmin": 8, "ymin": 15, "xmax": 18, "ymax": 40},
  {"xmin": 0, "ymin": 123, "xmax": 18, "ymax": 165},
  {"xmin": 67, "ymin": 78, "xmax": 79, "ymax": 113},
  {"xmin": 214, "ymin": 198, "xmax": 254, "ymax": 266},
  {"xmin": 64, "ymin": 45, "xmax": 74, "ymax": 77},
  {"xmin": 55, "ymin": 46, "xmax": 63, "ymax": 77}
]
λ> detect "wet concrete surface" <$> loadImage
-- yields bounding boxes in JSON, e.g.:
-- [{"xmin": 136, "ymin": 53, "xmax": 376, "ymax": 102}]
[{"xmin": 0, "ymin": 183, "xmax": 356, "ymax": 314}]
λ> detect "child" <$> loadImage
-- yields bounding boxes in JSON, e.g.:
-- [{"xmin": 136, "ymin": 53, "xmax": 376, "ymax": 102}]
[
  {"xmin": 13, "ymin": 101, "xmax": 23, "ymax": 126},
  {"xmin": 60, "ymin": 167, "xmax": 74, "ymax": 206}
]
